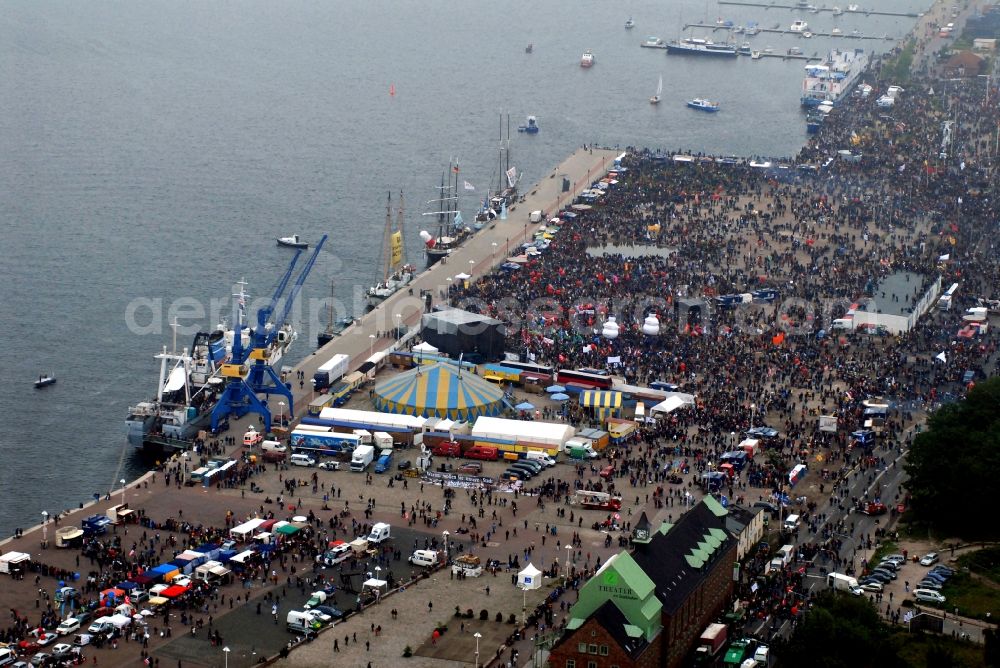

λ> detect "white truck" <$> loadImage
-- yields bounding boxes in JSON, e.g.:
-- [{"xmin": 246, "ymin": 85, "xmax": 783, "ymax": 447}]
[
  {"xmin": 350, "ymin": 444, "xmax": 375, "ymax": 472},
  {"xmin": 373, "ymin": 431, "xmax": 393, "ymax": 449},
  {"xmin": 366, "ymin": 522, "xmax": 391, "ymax": 545},
  {"xmin": 768, "ymin": 544, "xmax": 795, "ymax": 573},
  {"xmin": 0, "ymin": 551, "xmax": 30, "ymax": 575},
  {"xmin": 827, "ymin": 572, "xmax": 862, "ymax": 595}
]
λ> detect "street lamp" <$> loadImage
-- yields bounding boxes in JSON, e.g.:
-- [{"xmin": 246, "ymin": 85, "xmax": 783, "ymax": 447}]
[
  {"xmin": 120, "ymin": 479, "xmax": 126, "ymax": 506},
  {"xmin": 395, "ymin": 313, "xmax": 402, "ymax": 338},
  {"xmin": 749, "ymin": 403, "xmax": 756, "ymax": 431},
  {"xmin": 474, "ymin": 632, "xmax": 482, "ymax": 668},
  {"xmin": 565, "ymin": 545, "xmax": 572, "ymax": 583},
  {"xmin": 278, "ymin": 401, "xmax": 285, "ymax": 427},
  {"xmin": 521, "ymin": 585, "xmax": 528, "ymax": 625},
  {"xmin": 442, "ymin": 530, "xmax": 450, "ymax": 559},
  {"xmin": 491, "ymin": 242, "xmax": 497, "ymax": 265},
  {"xmin": 445, "ymin": 277, "xmax": 453, "ymax": 306},
  {"xmin": 468, "ymin": 259, "xmax": 475, "ymax": 277},
  {"xmin": 369, "ymin": 333, "xmax": 376, "ymax": 358},
  {"xmin": 41, "ymin": 511, "xmax": 48, "ymax": 548},
  {"xmin": 223, "ymin": 646, "xmax": 230, "ymax": 668}
]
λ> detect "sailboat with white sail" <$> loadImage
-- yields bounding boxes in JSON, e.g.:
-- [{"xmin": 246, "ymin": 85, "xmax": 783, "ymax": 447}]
[
  {"xmin": 366, "ymin": 191, "xmax": 414, "ymax": 308},
  {"xmin": 650, "ymin": 75, "xmax": 663, "ymax": 104}
]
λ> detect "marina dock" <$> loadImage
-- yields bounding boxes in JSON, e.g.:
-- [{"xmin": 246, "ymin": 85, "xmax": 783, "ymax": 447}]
[
  {"xmin": 717, "ymin": 0, "xmax": 920, "ymax": 17},
  {"xmin": 682, "ymin": 22, "xmax": 898, "ymax": 41}
]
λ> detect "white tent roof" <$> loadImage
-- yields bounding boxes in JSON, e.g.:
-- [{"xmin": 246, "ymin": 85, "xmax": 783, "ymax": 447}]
[
  {"xmin": 472, "ymin": 416, "xmax": 574, "ymax": 447},
  {"xmin": 454, "ymin": 272, "xmax": 472, "ymax": 280},
  {"xmin": 412, "ymin": 341, "xmax": 439, "ymax": 353},
  {"xmin": 517, "ymin": 562, "xmax": 543, "ymax": 590},
  {"xmin": 650, "ymin": 393, "xmax": 696, "ymax": 415},
  {"xmin": 362, "ymin": 578, "xmax": 388, "ymax": 590}
]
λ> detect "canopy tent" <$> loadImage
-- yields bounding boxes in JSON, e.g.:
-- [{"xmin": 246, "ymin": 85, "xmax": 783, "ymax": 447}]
[
  {"xmin": 514, "ymin": 402, "xmax": 535, "ymax": 411},
  {"xmin": 649, "ymin": 393, "xmax": 696, "ymax": 415},
  {"xmin": 373, "ymin": 362, "xmax": 505, "ymax": 421},
  {"xmin": 579, "ymin": 391, "xmax": 623, "ymax": 409},
  {"xmin": 517, "ymin": 563, "xmax": 543, "ymax": 590},
  {"xmin": 362, "ymin": 578, "xmax": 388, "ymax": 592},
  {"xmin": 550, "ymin": 393, "xmax": 570, "ymax": 402},
  {"xmin": 274, "ymin": 523, "xmax": 300, "ymax": 536},
  {"xmin": 545, "ymin": 385, "xmax": 566, "ymax": 393},
  {"xmin": 411, "ymin": 342, "xmax": 439, "ymax": 354},
  {"xmin": 453, "ymin": 272, "xmax": 472, "ymax": 280}
]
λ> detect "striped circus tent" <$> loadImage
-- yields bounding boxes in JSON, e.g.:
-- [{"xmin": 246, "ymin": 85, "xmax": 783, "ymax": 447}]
[
  {"xmin": 372, "ymin": 362, "xmax": 505, "ymax": 421},
  {"xmin": 578, "ymin": 391, "xmax": 623, "ymax": 409}
]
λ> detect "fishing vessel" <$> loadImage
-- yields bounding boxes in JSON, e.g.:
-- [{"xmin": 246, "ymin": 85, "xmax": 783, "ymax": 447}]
[
  {"xmin": 801, "ymin": 48, "xmax": 868, "ymax": 107},
  {"xmin": 125, "ymin": 282, "xmax": 296, "ymax": 447},
  {"xmin": 790, "ymin": 20, "xmax": 809, "ymax": 32},
  {"xmin": 666, "ymin": 37, "xmax": 738, "ymax": 57},
  {"xmin": 34, "ymin": 374, "xmax": 56, "ymax": 389},
  {"xmin": 276, "ymin": 235, "xmax": 309, "ymax": 249},
  {"xmin": 421, "ymin": 161, "xmax": 470, "ymax": 267},
  {"xmin": 366, "ymin": 191, "xmax": 414, "ymax": 308},
  {"xmin": 687, "ymin": 98, "xmax": 720, "ymax": 112},
  {"xmin": 625, "ymin": 17, "xmax": 635, "ymax": 29},
  {"xmin": 641, "ymin": 36, "xmax": 666, "ymax": 49},
  {"xmin": 738, "ymin": 42, "xmax": 753, "ymax": 56},
  {"xmin": 650, "ymin": 75, "xmax": 663, "ymax": 104},
  {"xmin": 581, "ymin": 50, "xmax": 595, "ymax": 67},
  {"xmin": 517, "ymin": 116, "xmax": 540, "ymax": 134}
]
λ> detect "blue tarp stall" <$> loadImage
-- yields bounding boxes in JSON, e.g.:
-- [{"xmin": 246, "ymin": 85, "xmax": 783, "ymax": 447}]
[
  {"xmin": 217, "ymin": 549, "xmax": 237, "ymax": 563},
  {"xmin": 169, "ymin": 558, "xmax": 196, "ymax": 575},
  {"xmin": 195, "ymin": 543, "xmax": 221, "ymax": 561},
  {"xmin": 117, "ymin": 581, "xmax": 139, "ymax": 593},
  {"xmin": 203, "ymin": 460, "xmax": 237, "ymax": 487}
]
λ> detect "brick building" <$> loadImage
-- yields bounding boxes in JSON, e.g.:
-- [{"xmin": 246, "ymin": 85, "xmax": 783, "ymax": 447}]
[{"xmin": 549, "ymin": 497, "xmax": 738, "ymax": 668}]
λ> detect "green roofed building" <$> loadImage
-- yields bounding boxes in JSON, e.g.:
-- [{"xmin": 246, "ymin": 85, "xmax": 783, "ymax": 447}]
[{"xmin": 549, "ymin": 497, "xmax": 738, "ymax": 668}]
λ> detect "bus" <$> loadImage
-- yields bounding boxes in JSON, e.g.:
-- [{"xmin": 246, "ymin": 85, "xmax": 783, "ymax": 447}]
[
  {"xmin": 573, "ymin": 490, "xmax": 622, "ymax": 511},
  {"xmin": 557, "ymin": 368, "xmax": 613, "ymax": 390},
  {"xmin": 938, "ymin": 283, "xmax": 958, "ymax": 311},
  {"xmin": 501, "ymin": 360, "xmax": 555, "ymax": 378}
]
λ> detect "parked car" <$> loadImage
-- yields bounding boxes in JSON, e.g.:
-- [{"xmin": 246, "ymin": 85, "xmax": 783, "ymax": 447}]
[
  {"xmin": 870, "ymin": 568, "xmax": 897, "ymax": 580},
  {"xmin": 860, "ymin": 582, "xmax": 883, "ymax": 593},
  {"xmin": 29, "ymin": 654, "xmax": 50, "ymax": 668},
  {"xmin": 397, "ymin": 460, "xmax": 412, "ymax": 471},
  {"xmin": 55, "ymin": 619, "xmax": 80, "ymax": 637},
  {"xmin": 311, "ymin": 605, "xmax": 344, "ymax": 621},
  {"xmin": 864, "ymin": 572, "xmax": 892, "ymax": 584},
  {"xmin": 922, "ymin": 571, "xmax": 949, "ymax": 584},
  {"xmin": 919, "ymin": 552, "xmax": 939, "ymax": 566},
  {"xmin": 882, "ymin": 554, "xmax": 906, "ymax": 565},
  {"xmin": 50, "ymin": 645, "xmax": 74, "ymax": 660},
  {"xmin": 458, "ymin": 462, "xmax": 482, "ymax": 474},
  {"xmin": 929, "ymin": 566, "xmax": 955, "ymax": 576},
  {"xmin": 917, "ymin": 580, "xmax": 944, "ymax": 591},
  {"xmin": 876, "ymin": 560, "xmax": 901, "ymax": 572},
  {"xmin": 914, "ymin": 589, "xmax": 946, "ymax": 604},
  {"xmin": 317, "ymin": 461, "xmax": 340, "ymax": 471}
]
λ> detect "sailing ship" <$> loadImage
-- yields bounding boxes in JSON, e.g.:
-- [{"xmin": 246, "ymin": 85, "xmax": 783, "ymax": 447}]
[
  {"xmin": 317, "ymin": 278, "xmax": 352, "ymax": 347},
  {"xmin": 421, "ymin": 162, "xmax": 470, "ymax": 267},
  {"xmin": 477, "ymin": 113, "xmax": 520, "ymax": 225},
  {"xmin": 650, "ymin": 75, "xmax": 663, "ymax": 104},
  {"xmin": 367, "ymin": 191, "xmax": 414, "ymax": 308}
]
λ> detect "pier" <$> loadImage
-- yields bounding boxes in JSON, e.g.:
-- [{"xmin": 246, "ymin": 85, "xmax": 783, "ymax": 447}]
[
  {"xmin": 717, "ymin": 0, "xmax": 920, "ymax": 17},
  {"xmin": 682, "ymin": 22, "xmax": 898, "ymax": 41}
]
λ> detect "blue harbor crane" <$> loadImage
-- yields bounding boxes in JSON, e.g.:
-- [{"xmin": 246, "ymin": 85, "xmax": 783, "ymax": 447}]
[{"xmin": 210, "ymin": 235, "xmax": 328, "ymax": 433}]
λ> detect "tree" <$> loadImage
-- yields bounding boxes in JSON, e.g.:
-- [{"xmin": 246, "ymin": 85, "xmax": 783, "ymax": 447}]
[
  {"xmin": 777, "ymin": 592, "xmax": 906, "ymax": 667},
  {"xmin": 903, "ymin": 377, "xmax": 1000, "ymax": 538}
]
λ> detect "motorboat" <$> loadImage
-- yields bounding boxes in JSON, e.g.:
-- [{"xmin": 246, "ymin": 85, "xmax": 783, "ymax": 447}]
[
  {"xmin": 751, "ymin": 50, "xmax": 762, "ymax": 59},
  {"xmin": 803, "ymin": 31, "xmax": 814, "ymax": 38},
  {"xmin": 641, "ymin": 36, "xmax": 666, "ymax": 48},
  {"xmin": 738, "ymin": 42, "xmax": 752, "ymax": 56},
  {"xmin": 790, "ymin": 20, "xmax": 809, "ymax": 32},
  {"xmin": 832, "ymin": 6, "xmax": 844, "ymax": 15},
  {"xmin": 806, "ymin": 111, "xmax": 825, "ymax": 133},
  {"xmin": 581, "ymin": 50, "xmax": 595, "ymax": 67},
  {"xmin": 847, "ymin": 4, "xmax": 859, "ymax": 11},
  {"xmin": 517, "ymin": 116, "xmax": 540, "ymax": 133},
  {"xmin": 788, "ymin": 46, "xmax": 804, "ymax": 56},
  {"xmin": 525, "ymin": 43, "xmax": 533, "ymax": 54},
  {"xmin": 831, "ymin": 27, "xmax": 843, "ymax": 35},
  {"xmin": 35, "ymin": 374, "xmax": 56, "ymax": 389},
  {"xmin": 650, "ymin": 75, "xmax": 663, "ymax": 104},
  {"xmin": 745, "ymin": 24, "xmax": 760, "ymax": 36},
  {"xmin": 276, "ymin": 235, "xmax": 309, "ymax": 249},
  {"xmin": 625, "ymin": 17, "xmax": 635, "ymax": 29},
  {"xmin": 687, "ymin": 98, "xmax": 720, "ymax": 112}
]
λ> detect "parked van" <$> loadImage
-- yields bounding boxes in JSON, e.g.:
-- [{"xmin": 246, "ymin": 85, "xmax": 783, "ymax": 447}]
[
  {"xmin": 290, "ymin": 453, "xmax": 316, "ymax": 467},
  {"xmin": 262, "ymin": 440, "xmax": 286, "ymax": 454},
  {"xmin": 366, "ymin": 522, "xmax": 391, "ymax": 545},
  {"xmin": 408, "ymin": 550, "xmax": 439, "ymax": 567},
  {"xmin": 465, "ymin": 445, "xmax": 499, "ymax": 461},
  {"xmin": 286, "ymin": 610, "xmax": 321, "ymax": 634},
  {"xmin": 525, "ymin": 450, "xmax": 556, "ymax": 467},
  {"xmin": 783, "ymin": 514, "xmax": 801, "ymax": 532},
  {"xmin": 87, "ymin": 618, "xmax": 114, "ymax": 635},
  {"xmin": 432, "ymin": 441, "xmax": 462, "ymax": 457}
]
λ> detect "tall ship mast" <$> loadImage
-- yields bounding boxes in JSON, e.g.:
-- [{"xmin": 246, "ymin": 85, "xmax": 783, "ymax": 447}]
[
  {"xmin": 366, "ymin": 191, "xmax": 414, "ymax": 309},
  {"xmin": 420, "ymin": 160, "xmax": 470, "ymax": 267}
]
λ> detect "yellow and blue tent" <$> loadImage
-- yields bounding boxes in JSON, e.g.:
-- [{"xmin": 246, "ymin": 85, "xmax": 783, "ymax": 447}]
[
  {"xmin": 373, "ymin": 362, "xmax": 505, "ymax": 421},
  {"xmin": 578, "ymin": 391, "xmax": 623, "ymax": 409}
]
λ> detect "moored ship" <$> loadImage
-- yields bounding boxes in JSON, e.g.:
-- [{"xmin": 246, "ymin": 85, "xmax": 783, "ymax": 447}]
[{"xmin": 801, "ymin": 48, "xmax": 868, "ymax": 107}]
